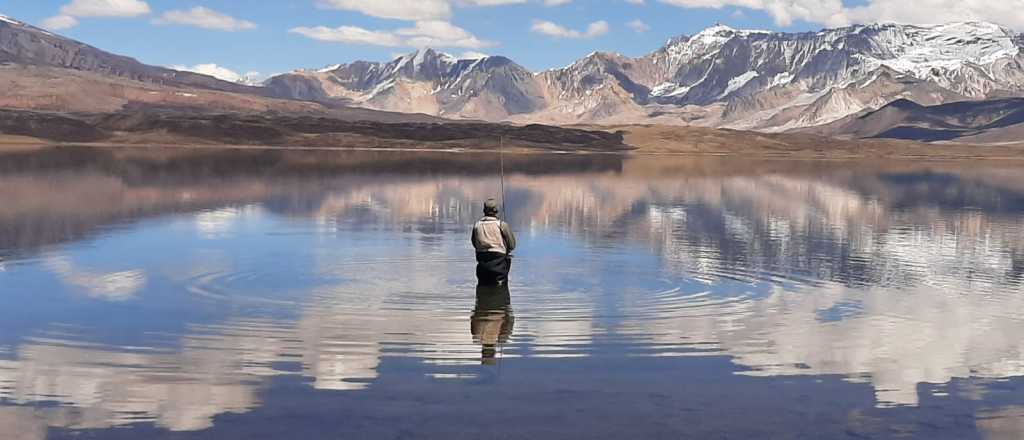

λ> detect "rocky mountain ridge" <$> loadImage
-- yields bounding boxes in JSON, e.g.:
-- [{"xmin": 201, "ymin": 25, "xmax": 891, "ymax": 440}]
[
  {"xmin": 0, "ymin": 14, "xmax": 262, "ymax": 95},
  {"xmin": 267, "ymin": 22, "xmax": 1024, "ymax": 132}
]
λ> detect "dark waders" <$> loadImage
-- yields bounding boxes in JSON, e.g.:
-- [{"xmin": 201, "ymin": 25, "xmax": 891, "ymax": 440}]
[{"xmin": 476, "ymin": 251, "xmax": 512, "ymax": 286}]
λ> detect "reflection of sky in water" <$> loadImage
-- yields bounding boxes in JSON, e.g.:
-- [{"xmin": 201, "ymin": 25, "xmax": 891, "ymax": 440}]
[{"xmin": 2, "ymin": 151, "xmax": 1024, "ymax": 438}]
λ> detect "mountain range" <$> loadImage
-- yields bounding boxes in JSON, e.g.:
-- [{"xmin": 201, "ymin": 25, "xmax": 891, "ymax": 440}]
[
  {"xmin": 266, "ymin": 22, "xmax": 1024, "ymax": 133},
  {"xmin": 3, "ymin": 12, "xmax": 1024, "ymax": 143}
]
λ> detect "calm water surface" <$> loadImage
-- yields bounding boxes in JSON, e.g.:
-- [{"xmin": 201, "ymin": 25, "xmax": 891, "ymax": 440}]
[{"xmin": 2, "ymin": 147, "xmax": 1024, "ymax": 439}]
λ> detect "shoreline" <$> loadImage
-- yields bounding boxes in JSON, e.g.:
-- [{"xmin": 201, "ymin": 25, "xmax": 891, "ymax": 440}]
[{"xmin": 4, "ymin": 141, "xmax": 1024, "ymax": 162}]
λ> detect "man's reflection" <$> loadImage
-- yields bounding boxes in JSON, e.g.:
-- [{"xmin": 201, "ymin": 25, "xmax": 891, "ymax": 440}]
[{"xmin": 471, "ymin": 284, "xmax": 515, "ymax": 366}]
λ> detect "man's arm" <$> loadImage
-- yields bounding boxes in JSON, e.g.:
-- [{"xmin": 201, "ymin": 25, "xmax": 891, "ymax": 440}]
[
  {"xmin": 500, "ymin": 222, "xmax": 517, "ymax": 252},
  {"xmin": 471, "ymin": 225, "xmax": 481, "ymax": 250}
]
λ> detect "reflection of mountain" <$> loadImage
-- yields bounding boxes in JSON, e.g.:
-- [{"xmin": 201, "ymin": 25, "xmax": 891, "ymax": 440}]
[
  {"xmin": 4, "ymin": 147, "xmax": 1024, "ymax": 423},
  {"xmin": 288, "ymin": 161, "xmax": 1024, "ymax": 291},
  {"xmin": 0, "ymin": 147, "xmax": 623, "ymax": 259},
  {"xmin": 286, "ymin": 158, "xmax": 1024, "ymax": 407}
]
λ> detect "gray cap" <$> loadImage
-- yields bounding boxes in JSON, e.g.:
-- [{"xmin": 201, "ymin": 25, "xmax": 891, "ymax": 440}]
[{"xmin": 484, "ymin": 198, "xmax": 499, "ymax": 214}]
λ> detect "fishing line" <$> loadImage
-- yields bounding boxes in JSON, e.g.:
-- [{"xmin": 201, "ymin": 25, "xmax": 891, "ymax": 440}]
[{"xmin": 499, "ymin": 135, "xmax": 509, "ymax": 225}]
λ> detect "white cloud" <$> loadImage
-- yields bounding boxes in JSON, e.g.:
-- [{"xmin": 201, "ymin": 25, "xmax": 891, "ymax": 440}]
[
  {"xmin": 627, "ymin": 19, "xmax": 650, "ymax": 33},
  {"xmin": 843, "ymin": 0, "xmax": 1024, "ymax": 29},
  {"xmin": 458, "ymin": 0, "xmax": 528, "ymax": 4},
  {"xmin": 396, "ymin": 20, "xmax": 493, "ymax": 49},
  {"xmin": 41, "ymin": 15, "xmax": 78, "ymax": 30},
  {"xmin": 658, "ymin": 0, "xmax": 1024, "ymax": 29},
  {"xmin": 657, "ymin": 0, "xmax": 843, "ymax": 27},
  {"xmin": 316, "ymin": 0, "xmax": 451, "ymax": 21},
  {"xmin": 171, "ymin": 63, "xmax": 260, "ymax": 83},
  {"xmin": 59, "ymin": 0, "xmax": 151, "ymax": 17},
  {"xmin": 45, "ymin": 256, "xmax": 146, "ymax": 301},
  {"xmin": 42, "ymin": 0, "xmax": 150, "ymax": 30},
  {"xmin": 154, "ymin": 7, "xmax": 256, "ymax": 31},
  {"xmin": 544, "ymin": 0, "xmax": 573, "ymax": 5},
  {"xmin": 460, "ymin": 50, "xmax": 490, "ymax": 59},
  {"xmin": 531, "ymin": 20, "xmax": 609, "ymax": 39},
  {"xmin": 291, "ymin": 25, "xmax": 405, "ymax": 46},
  {"xmin": 625, "ymin": 0, "xmax": 645, "ymax": 4},
  {"xmin": 291, "ymin": 21, "xmax": 494, "ymax": 49}
]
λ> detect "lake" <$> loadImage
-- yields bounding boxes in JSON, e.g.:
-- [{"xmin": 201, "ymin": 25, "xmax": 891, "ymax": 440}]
[{"xmin": 2, "ymin": 146, "xmax": 1024, "ymax": 439}]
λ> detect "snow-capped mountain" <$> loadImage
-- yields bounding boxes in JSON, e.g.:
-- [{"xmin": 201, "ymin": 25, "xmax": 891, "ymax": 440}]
[
  {"xmin": 266, "ymin": 48, "xmax": 545, "ymax": 120},
  {"xmin": 268, "ymin": 22, "xmax": 1024, "ymax": 131},
  {"xmin": 3, "ymin": 12, "xmax": 1023, "ymax": 133}
]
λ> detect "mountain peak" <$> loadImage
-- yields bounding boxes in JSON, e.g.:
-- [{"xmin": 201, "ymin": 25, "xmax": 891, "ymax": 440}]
[
  {"xmin": 397, "ymin": 48, "xmax": 455, "ymax": 61},
  {"xmin": 697, "ymin": 23, "xmax": 736, "ymax": 34},
  {"xmin": 670, "ymin": 23, "xmax": 771, "ymax": 49}
]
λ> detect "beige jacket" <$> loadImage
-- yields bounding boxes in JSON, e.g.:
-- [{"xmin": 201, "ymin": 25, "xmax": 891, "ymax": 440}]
[{"xmin": 471, "ymin": 216, "xmax": 516, "ymax": 254}]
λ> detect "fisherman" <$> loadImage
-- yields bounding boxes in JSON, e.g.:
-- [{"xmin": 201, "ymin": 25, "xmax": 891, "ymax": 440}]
[{"xmin": 471, "ymin": 199, "xmax": 516, "ymax": 286}]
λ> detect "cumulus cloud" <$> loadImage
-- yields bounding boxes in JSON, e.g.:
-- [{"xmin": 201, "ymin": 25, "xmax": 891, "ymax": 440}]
[
  {"xmin": 171, "ymin": 63, "xmax": 260, "ymax": 83},
  {"xmin": 458, "ymin": 0, "xmax": 528, "ymax": 4},
  {"xmin": 154, "ymin": 7, "xmax": 256, "ymax": 31},
  {"xmin": 658, "ymin": 0, "xmax": 1024, "ymax": 29},
  {"xmin": 843, "ymin": 0, "xmax": 1024, "ymax": 29},
  {"xmin": 291, "ymin": 21, "xmax": 494, "ymax": 49},
  {"xmin": 59, "ymin": 0, "xmax": 150, "ymax": 17},
  {"xmin": 627, "ymin": 19, "xmax": 651, "ymax": 33},
  {"xmin": 396, "ymin": 20, "xmax": 493, "ymax": 48},
  {"xmin": 658, "ymin": 0, "xmax": 846, "ymax": 27},
  {"xmin": 291, "ymin": 25, "xmax": 404, "ymax": 46},
  {"xmin": 316, "ymin": 0, "xmax": 452, "ymax": 21},
  {"xmin": 43, "ymin": 0, "xmax": 150, "ymax": 30},
  {"xmin": 41, "ymin": 15, "xmax": 79, "ymax": 30},
  {"xmin": 531, "ymin": 20, "xmax": 609, "ymax": 39},
  {"xmin": 544, "ymin": 0, "xmax": 573, "ymax": 5}
]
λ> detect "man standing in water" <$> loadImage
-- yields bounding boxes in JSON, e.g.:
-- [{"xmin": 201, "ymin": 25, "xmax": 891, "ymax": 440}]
[{"xmin": 472, "ymin": 199, "xmax": 516, "ymax": 286}]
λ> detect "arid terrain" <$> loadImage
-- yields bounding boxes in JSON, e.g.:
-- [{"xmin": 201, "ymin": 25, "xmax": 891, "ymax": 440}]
[{"xmin": 3, "ymin": 108, "xmax": 1024, "ymax": 159}]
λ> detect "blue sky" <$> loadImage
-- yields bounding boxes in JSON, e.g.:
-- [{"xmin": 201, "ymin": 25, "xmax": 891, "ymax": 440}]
[{"xmin": 2, "ymin": 0, "xmax": 1019, "ymax": 82}]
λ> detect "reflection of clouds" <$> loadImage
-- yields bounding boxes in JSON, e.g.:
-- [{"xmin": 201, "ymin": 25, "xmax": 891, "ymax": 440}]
[
  {"xmin": 43, "ymin": 256, "xmax": 146, "ymax": 301},
  {"xmin": 628, "ymin": 277, "xmax": 1024, "ymax": 407},
  {"xmin": 6, "ymin": 157, "xmax": 1024, "ymax": 432},
  {"xmin": 0, "ymin": 407, "xmax": 46, "ymax": 440},
  {"xmin": 979, "ymin": 407, "xmax": 1024, "ymax": 440},
  {"xmin": 285, "ymin": 167, "xmax": 1024, "ymax": 407},
  {"xmin": 0, "ymin": 231, "xmax": 493, "ymax": 432},
  {"xmin": 195, "ymin": 206, "xmax": 260, "ymax": 239},
  {"xmin": 0, "ymin": 341, "xmax": 258, "ymax": 432},
  {"xmin": 624, "ymin": 175, "xmax": 1024, "ymax": 408}
]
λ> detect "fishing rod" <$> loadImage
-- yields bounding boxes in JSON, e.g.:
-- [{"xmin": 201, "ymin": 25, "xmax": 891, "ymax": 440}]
[{"xmin": 499, "ymin": 135, "xmax": 508, "ymax": 225}]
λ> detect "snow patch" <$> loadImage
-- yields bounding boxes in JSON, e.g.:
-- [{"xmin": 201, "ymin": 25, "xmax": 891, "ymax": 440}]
[
  {"xmin": 855, "ymin": 22, "xmax": 1019, "ymax": 82},
  {"xmin": 367, "ymin": 79, "xmax": 396, "ymax": 98},
  {"xmin": 721, "ymin": 71, "xmax": 759, "ymax": 98},
  {"xmin": 0, "ymin": 14, "xmax": 20, "ymax": 25},
  {"xmin": 651, "ymin": 82, "xmax": 692, "ymax": 98},
  {"xmin": 413, "ymin": 49, "xmax": 429, "ymax": 69},
  {"xmin": 317, "ymin": 64, "xmax": 342, "ymax": 73},
  {"xmin": 770, "ymin": 72, "xmax": 794, "ymax": 87}
]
